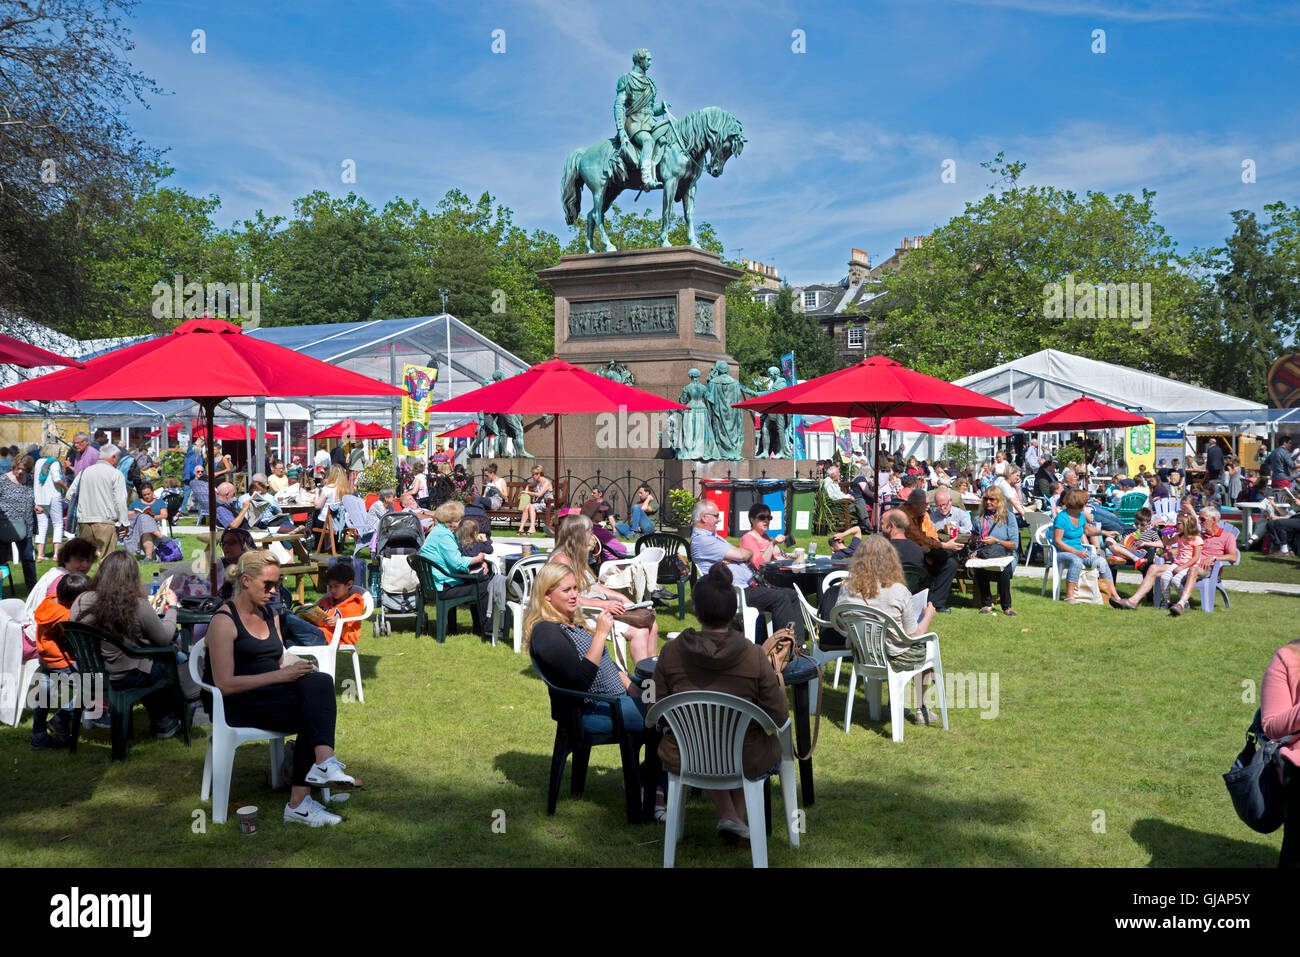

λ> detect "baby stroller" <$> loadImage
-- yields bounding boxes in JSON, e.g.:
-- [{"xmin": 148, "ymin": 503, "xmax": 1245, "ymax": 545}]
[{"xmin": 369, "ymin": 511, "xmax": 425, "ymax": 636}]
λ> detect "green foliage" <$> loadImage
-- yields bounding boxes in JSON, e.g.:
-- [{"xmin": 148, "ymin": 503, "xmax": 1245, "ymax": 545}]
[
  {"xmin": 1192, "ymin": 205, "xmax": 1300, "ymax": 402},
  {"xmin": 354, "ymin": 458, "xmax": 397, "ymax": 497},
  {"xmin": 667, "ymin": 488, "xmax": 698, "ymax": 526},
  {"xmin": 943, "ymin": 441, "xmax": 976, "ymax": 471},
  {"xmin": 1054, "ymin": 444, "xmax": 1088, "ymax": 469},
  {"xmin": 874, "ymin": 153, "xmax": 1206, "ymax": 384},
  {"xmin": 159, "ymin": 449, "xmax": 185, "ymax": 480},
  {"xmin": 724, "ymin": 281, "xmax": 840, "ymax": 384},
  {"xmin": 563, "ymin": 204, "xmax": 724, "ymax": 255},
  {"xmin": 767, "ymin": 286, "xmax": 839, "ymax": 380}
]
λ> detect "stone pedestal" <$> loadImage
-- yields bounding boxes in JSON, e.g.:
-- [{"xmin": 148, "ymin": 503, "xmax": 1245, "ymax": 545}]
[{"xmin": 468, "ymin": 248, "xmax": 813, "ymax": 508}]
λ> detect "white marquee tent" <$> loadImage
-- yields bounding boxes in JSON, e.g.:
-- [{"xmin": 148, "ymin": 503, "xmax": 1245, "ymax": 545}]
[{"xmin": 952, "ymin": 349, "xmax": 1265, "ymax": 420}]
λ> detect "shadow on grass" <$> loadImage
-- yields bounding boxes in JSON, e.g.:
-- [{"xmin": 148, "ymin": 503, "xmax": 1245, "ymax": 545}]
[
  {"xmin": 493, "ymin": 748, "xmax": 1044, "ymax": 866},
  {"xmin": 1130, "ymin": 819, "xmax": 1277, "ymax": 867}
]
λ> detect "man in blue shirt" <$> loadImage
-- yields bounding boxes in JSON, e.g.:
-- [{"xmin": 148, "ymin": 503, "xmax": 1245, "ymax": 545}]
[
  {"xmin": 1265, "ymin": 436, "xmax": 1297, "ymax": 489},
  {"xmin": 181, "ymin": 436, "xmax": 204, "ymax": 515},
  {"xmin": 690, "ymin": 499, "xmax": 804, "ymax": 640}
]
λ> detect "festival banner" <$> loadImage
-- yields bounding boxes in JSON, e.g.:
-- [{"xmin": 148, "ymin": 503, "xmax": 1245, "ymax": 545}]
[
  {"xmin": 781, "ymin": 351, "xmax": 805, "ymax": 460},
  {"xmin": 1125, "ymin": 418, "xmax": 1155, "ymax": 477},
  {"xmin": 831, "ymin": 416, "xmax": 854, "ymax": 458},
  {"xmin": 401, "ymin": 364, "xmax": 439, "ymax": 455}
]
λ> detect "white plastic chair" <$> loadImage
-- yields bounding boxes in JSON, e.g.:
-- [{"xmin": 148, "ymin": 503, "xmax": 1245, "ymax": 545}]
[
  {"xmin": 189, "ymin": 637, "xmax": 286, "ymax": 824},
  {"xmin": 1021, "ymin": 510, "xmax": 1051, "ymax": 568},
  {"xmin": 831, "ymin": 602, "xmax": 947, "ymax": 744},
  {"xmin": 505, "ymin": 554, "xmax": 549, "ymax": 654},
  {"xmin": 791, "ymin": 586, "xmax": 852, "ymax": 700},
  {"xmin": 598, "ymin": 546, "xmax": 664, "ymax": 603},
  {"xmin": 734, "ymin": 584, "xmax": 762, "ymax": 643},
  {"xmin": 0, "ymin": 597, "xmax": 39, "ymax": 727},
  {"xmin": 1037, "ymin": 524, "xmax": 1097, "ymax": 600},
  {"xmin": 645, "ymin": 690, "xmax": 800, "ymax": 868},
  {"xmin": 291, "ymin": 590, "xmax": 374, "ymax": 703}
]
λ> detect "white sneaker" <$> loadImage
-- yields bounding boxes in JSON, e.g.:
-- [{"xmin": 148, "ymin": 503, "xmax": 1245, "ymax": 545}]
[
  {"xmin": 283, "ymin": 796, "xmax": 341, "ymax": 827},
  {"xmin": 305, "ymin": 756, "xmax": 358, "ymax": 788},
  {"xmin": 1281, "ymin": 545, "xmax": 1291, "ymax": 555}
]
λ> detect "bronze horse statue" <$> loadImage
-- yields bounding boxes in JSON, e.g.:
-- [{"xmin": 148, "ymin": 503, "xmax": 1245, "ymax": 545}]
[{"xmin": 561, "ymin": 106, "xmax": 745, "ymax": 252}]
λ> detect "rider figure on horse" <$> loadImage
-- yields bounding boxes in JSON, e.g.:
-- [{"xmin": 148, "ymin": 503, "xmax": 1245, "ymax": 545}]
[{"xmin": 615, "ymin": 48, "xmax": 674, "ymax": 189}]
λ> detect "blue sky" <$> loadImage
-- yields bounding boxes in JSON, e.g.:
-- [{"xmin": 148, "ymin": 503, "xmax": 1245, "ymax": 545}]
[{"xmin": 124, "ymin": 0, "xmax": 1300, "ymax": 286}]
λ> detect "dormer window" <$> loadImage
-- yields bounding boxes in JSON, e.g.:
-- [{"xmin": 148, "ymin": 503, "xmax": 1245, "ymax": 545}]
[{"xmin": 803, "ymin": 291, "xmax": 818, "ymax": 309}]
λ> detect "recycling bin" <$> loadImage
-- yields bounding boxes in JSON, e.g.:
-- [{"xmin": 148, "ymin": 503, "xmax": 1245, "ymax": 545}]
[
  {"xmin": 788, "ymin": 479, "xmax": 820, "ymax": 541},
  {"xmin": 700, "ymin": 480, "xmax": 733, "ymax": 537},
  {"xmin": 730, "ymin": 480, "xmax": 762, "ymax": 535},
  {"xmin": 759, "ymin": 480, "xmax": 789, "ymax": 535}
]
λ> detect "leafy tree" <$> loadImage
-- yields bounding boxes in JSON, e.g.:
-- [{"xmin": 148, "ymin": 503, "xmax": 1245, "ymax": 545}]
[
  {"xmin": 765, "ymin": 286, "xmax": 839, "ymax": 381},
  {"xmin": 1195, "ymin": 208, "xmax": 1300, "ymax": 401},
  {"xmin": 722, "ymin": 273, "xmax": 774, "ymax": 383},
  {"xmin": 874, "ymin": 154, "xmax": 1204, "ymax": 383},
  {"xmin": 389, "ymin": 190, "xmax": 561, "ymax": 364},
  {"xmin": 84, "ymin": 166, "xmax": 240, "ymax": 335},
  {"xmin": 246, "ymin": 191, "xmax": 414, "ymax": 326},
  {"xmin": 0, "ymin": 0, "xmax": 162, "ymax": 336}
]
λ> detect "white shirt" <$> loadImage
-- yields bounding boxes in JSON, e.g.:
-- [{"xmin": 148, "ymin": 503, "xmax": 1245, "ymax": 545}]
[
  {"xmin": 994, "ymin": 460, "xmax": 1008, "ymax": 477},
  {"xmin": 822, "ymin": 475, "xmax": 852, "ymax": 502},
  {"xmin": 317, "ymin": 484, "xmax": 339, "ymax": 522},
  {"xmin": 314, "ymin": 449, "xmax": 331, "ymax": 470},
  {"xmin": 68, "ymin": 461, "xmax": 129, "ymax": 526},
  {"xmin": 1024, "ymin": 445, "xmax": 1042, "ymax": 471}
]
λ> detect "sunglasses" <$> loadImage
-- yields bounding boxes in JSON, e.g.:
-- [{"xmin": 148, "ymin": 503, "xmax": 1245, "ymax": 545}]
[{"xmin": 258, "ymin": 579, "xmax": 280, "ymax": 592}]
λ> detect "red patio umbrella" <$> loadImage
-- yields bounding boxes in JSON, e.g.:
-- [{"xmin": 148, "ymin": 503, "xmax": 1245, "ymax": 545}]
[
  {"xmin": 738, "ymin": 355, "xmax": 1017, "ymax": 527},
  {"xmin": 436, "ymin": 422, "xmax": 478, "ymax": 440},
  {"xmin": 0, "ymin": 404, "xmax": 25, "ymax": 414},
  {"xmin": 309, "ymin": 418, "xmax": 390, "ymax": 441},
  {"xmin": 0, "ymin": 318, "xmax": 405, "ymax": 589},
  {"xmin": 425, "ymin": 356, "xmax": 686, "ymax": 480},
  {"xmin": 802, "ymin": 415, "xmax": 942, "ymax": 434},
  {"xmin": 0, "ymin": 333, "xmax": 84, "ymax": 368},
  {"xmin": 194, "ymin": 423, "xmax": 259, "ymax": 441},
  {"xmin": 1017, "ymin": 396, "xmax": 1148, "ymax": 431},
  {"xmin": 937, "ymin": 418, "xmax": 1011, "ymax": 438}
]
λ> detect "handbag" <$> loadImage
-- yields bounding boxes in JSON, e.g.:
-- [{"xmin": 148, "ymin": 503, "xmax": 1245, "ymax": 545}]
[
  {"xmin": 761, "ymin": 621, "xmax": 822, "ymax": 760},
  {"xmin": 1224, "ymin": 708, "xmax": 1297, "ymax": 833},
  {"xmin": 615, "ymin": 606, "xmax": 656, "ymax": 630},
  {"xmin": 1074, "ymin": 569, "xmax": 1104, "ymax": 604},
  {"xmin": 974, "ymin": 542, "xmax": 1010, "ymax": 559}
]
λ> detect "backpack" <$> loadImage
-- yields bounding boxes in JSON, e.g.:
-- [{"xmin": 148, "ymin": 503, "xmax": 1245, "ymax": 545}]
[
  {"xmin": 155, "ymin": 538, "xmax": 183, "ymax": 563},
  {"xmin": 1224, "ymin": 708, "xmax": 1297, "ymax": 833}
]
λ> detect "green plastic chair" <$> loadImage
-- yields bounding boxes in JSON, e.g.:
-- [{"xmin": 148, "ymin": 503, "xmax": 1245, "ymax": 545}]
[
  {"xmin": 56, "ymin": 621, "xmax": 192, "ymax": 761},
  {"xmin": 1114, "ymin": 491, "xmax": 1149, "ymax": 527},
  {"xmin": 407, "ymin": 554, "xmax": 485, "ymax": 642}
]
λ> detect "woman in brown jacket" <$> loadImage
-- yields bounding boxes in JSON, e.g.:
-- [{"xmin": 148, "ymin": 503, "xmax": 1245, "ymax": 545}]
[{"xmin": 651, "ymin": 563, "xmax": 789, "ymax": 843}]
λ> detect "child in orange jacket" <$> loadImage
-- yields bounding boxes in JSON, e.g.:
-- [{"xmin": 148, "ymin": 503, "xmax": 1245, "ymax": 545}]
[
  {"xmin": 30, "ymin": 573, "xmax": 90, "ymax": 750},
  {"xmin": 311, "ymin": 563, "xmax": 367, "ymax": 645}
]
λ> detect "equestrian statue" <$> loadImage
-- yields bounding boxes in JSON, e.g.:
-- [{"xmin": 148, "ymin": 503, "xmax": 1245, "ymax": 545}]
[{"xmin": 561, "ymin": 48, "xmax": 745, "ymax": 252}]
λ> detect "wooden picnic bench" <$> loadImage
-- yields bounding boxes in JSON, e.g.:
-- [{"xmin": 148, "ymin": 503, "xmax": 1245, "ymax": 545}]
[{"xmin": 484, "ymin": 477, "xmax": 569, "ymax": 531}]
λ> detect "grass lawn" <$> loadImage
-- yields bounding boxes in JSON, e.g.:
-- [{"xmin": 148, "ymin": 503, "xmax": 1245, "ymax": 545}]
[{"xmin": 1, "ymin": 539, "xmax": 1295, "ymax": 868}]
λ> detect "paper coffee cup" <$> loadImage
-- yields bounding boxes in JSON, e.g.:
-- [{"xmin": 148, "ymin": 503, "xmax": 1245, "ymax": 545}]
[{"xmin": 237, "ymin": 805, "xmax": 258, "ymax": 835}]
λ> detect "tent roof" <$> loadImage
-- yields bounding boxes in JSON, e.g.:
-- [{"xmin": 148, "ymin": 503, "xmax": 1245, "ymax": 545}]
[{"xmin": 953, "ymin": 349, "xmax": 1265, "ymax": 419}]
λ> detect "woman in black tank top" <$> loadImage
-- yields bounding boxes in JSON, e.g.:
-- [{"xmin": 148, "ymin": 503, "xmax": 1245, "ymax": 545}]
[{"xmin": 202, "ymin": 550, "xmax": 364, "ymax": 828}]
